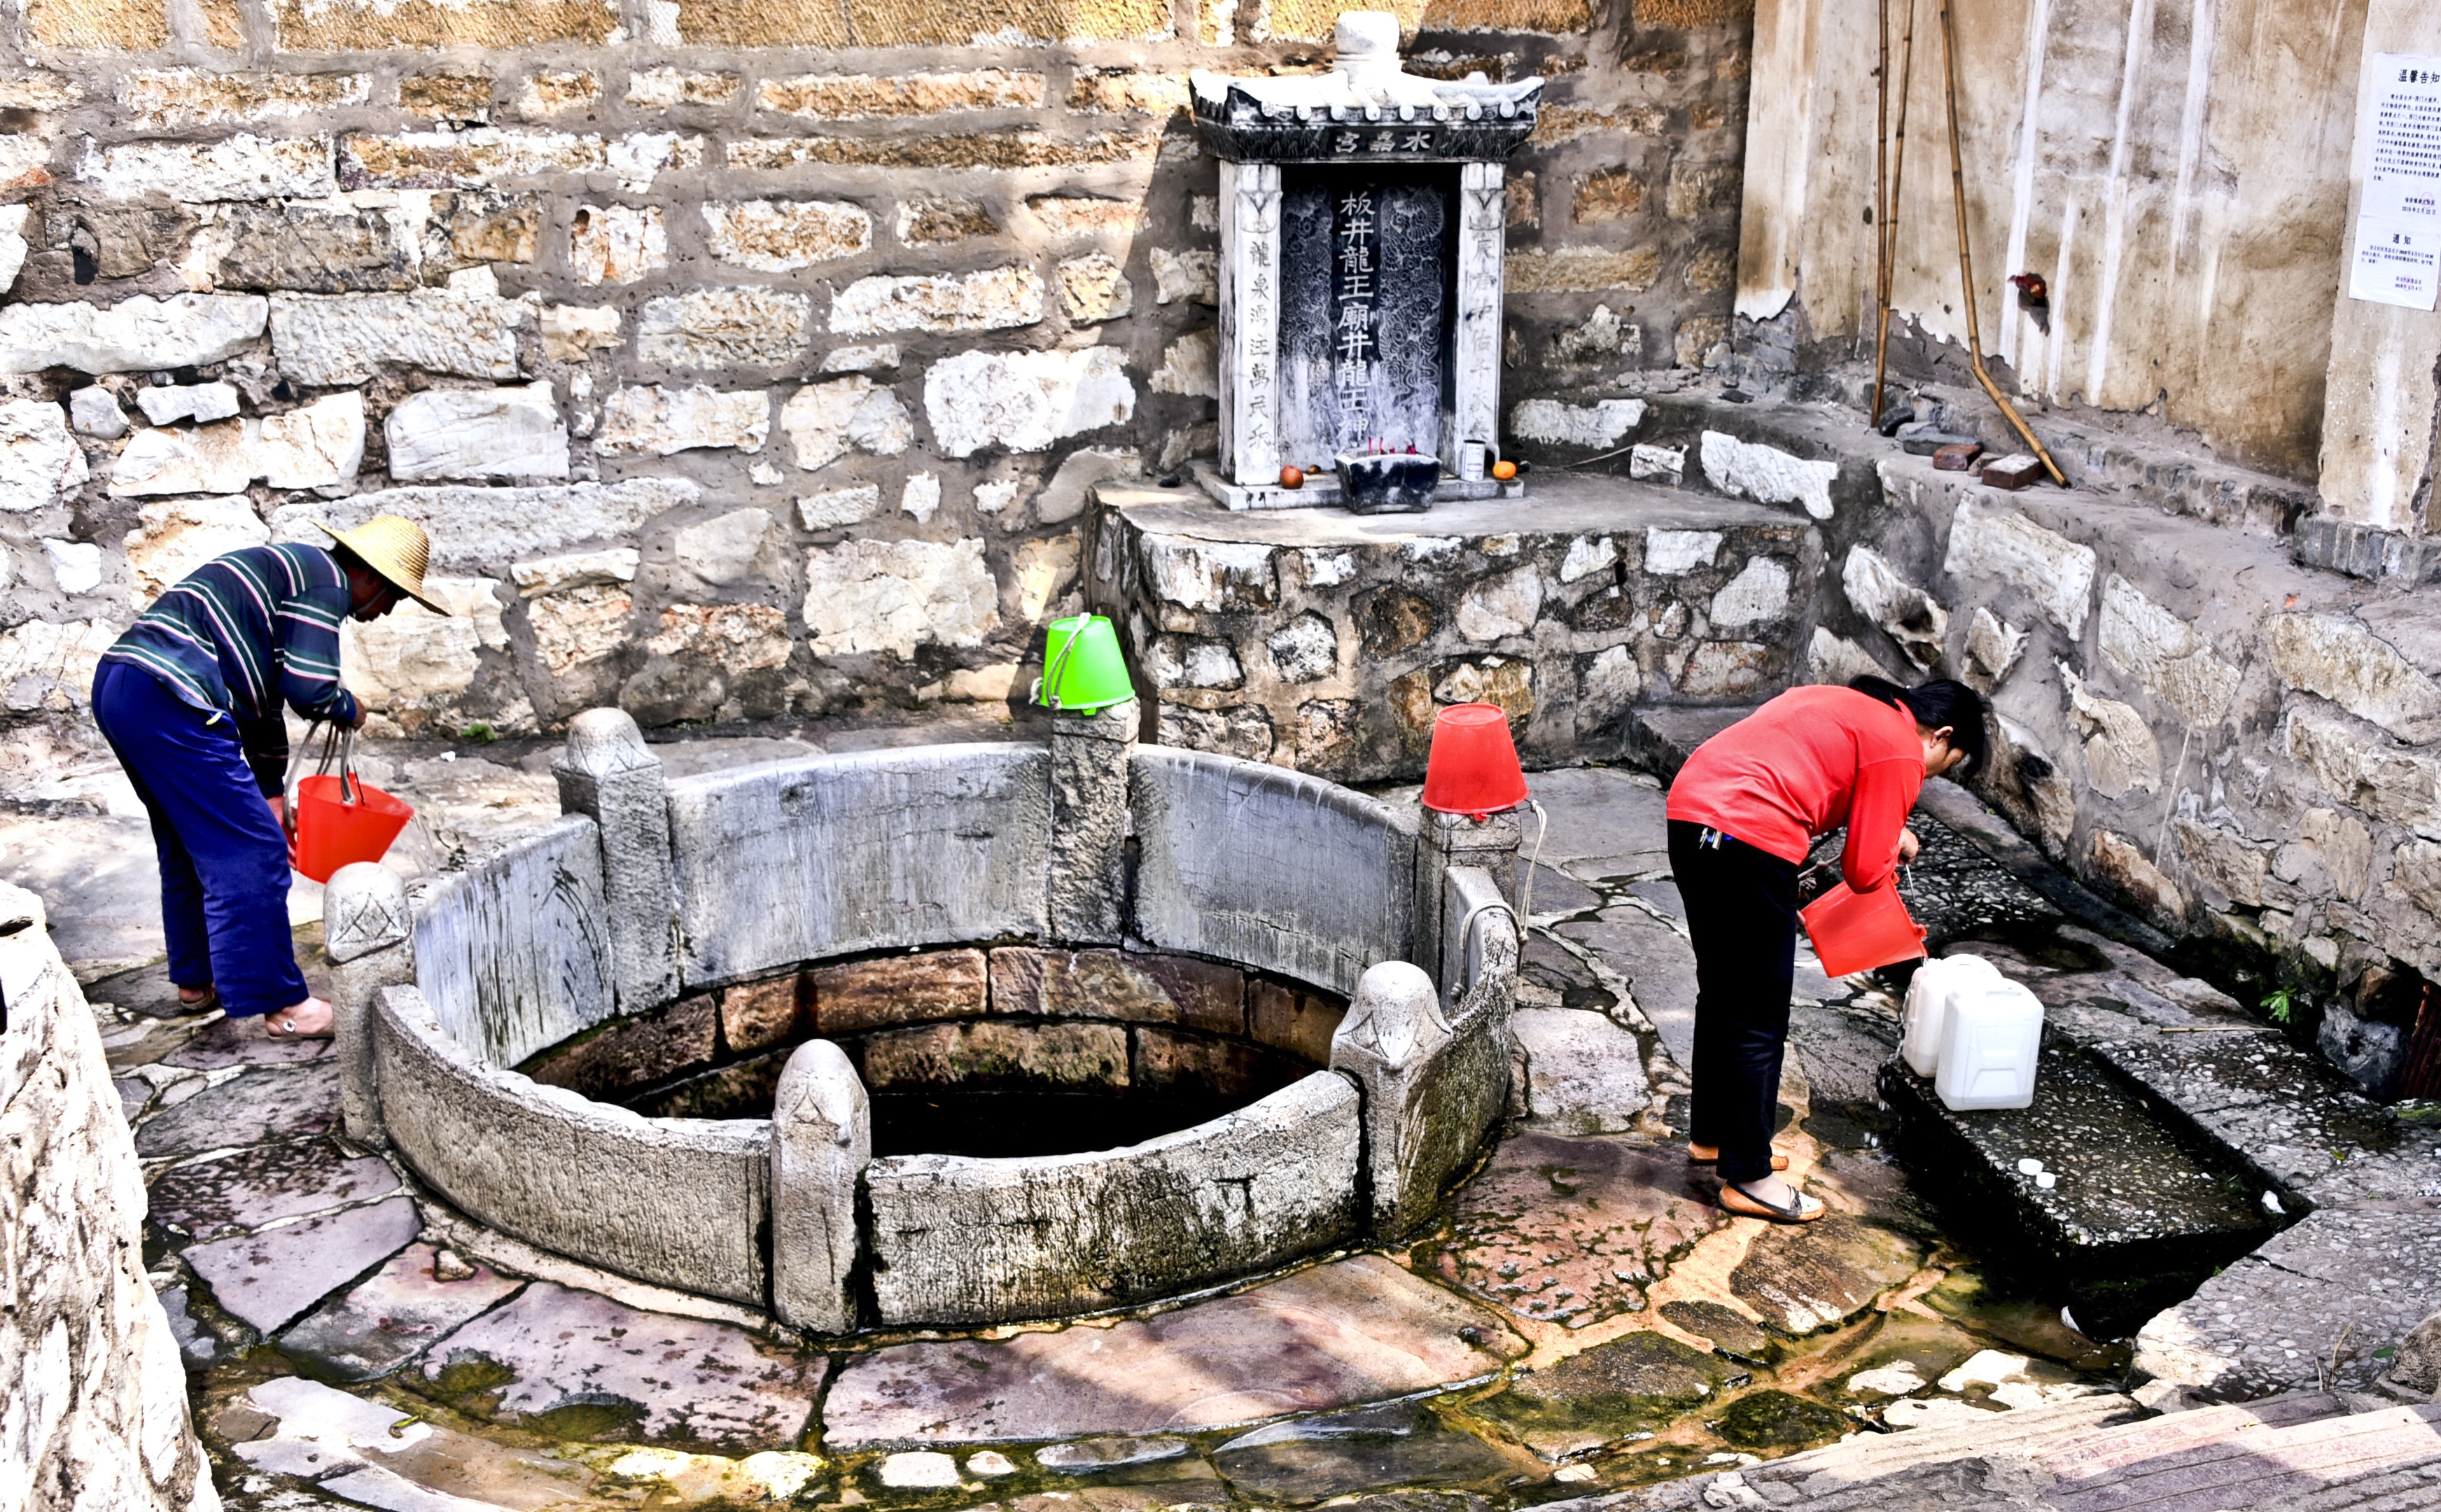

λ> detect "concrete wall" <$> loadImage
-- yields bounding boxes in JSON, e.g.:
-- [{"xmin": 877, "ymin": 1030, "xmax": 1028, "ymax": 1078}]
[
  {"xmin": 862, "ymin": 1067, "xmax": 1362, "ymax": 1324},
  {"xmin": 0, "ymin": 0, "xmax": 1756, "ymax": 762},
  {"xmin": 373, "ymin": 983, "xmax": 773, "ymax": 1304},
  {"xmin": 1737, "ymin": 0, "xmax": 2368, "ymax": 479},
  {"xmin": 0, "ymin": 881, "xmax": 220, "ymax": 1512}
]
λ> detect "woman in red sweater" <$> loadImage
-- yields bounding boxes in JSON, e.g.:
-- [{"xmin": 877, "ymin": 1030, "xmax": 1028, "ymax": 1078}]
[{"xmin": 1665, "ymin": 676, "xmax": 1987, "ymax": 1222}]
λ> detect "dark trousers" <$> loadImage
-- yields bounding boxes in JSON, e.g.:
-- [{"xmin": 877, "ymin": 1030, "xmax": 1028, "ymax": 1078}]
[
  {"xmin": 92, "ymin": 662, "xmax": 307, "ymax": 1018},
  {"xmin": 1668, "ymin": 819, "xmax": 1799, "ymax": 1184}
]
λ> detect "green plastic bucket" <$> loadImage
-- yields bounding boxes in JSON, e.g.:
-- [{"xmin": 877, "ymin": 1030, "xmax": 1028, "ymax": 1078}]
[{"xmin": 1035, "ymin": 614, "xmax": 1134, "ymax": 713}]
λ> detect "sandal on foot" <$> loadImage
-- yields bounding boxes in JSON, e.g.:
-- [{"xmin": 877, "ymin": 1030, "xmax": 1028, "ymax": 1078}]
[
  {"xmin": 1721, "ymin": 1181, "xmax": 1825, "ymax": 1224},
  {"xmin": 1687, "ymin": 1143, "xmax": 1789, "ymax": 1172},
  {"xmin": 176, "ymin": 986, "xmax": 219, "ymax": 1012},
  {"xmin": 263, "ymin": 1004, "xmax": 335, "ymax": 1040}
]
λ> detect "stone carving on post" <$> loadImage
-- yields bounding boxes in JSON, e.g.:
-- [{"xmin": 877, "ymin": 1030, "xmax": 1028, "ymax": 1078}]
[
  {"xmin": 771, "ymin": 1039, "xmax": 871, "ymax": 1334},
  {"xmin": 1331, "ymin": 948, "xmax": 1511, "ymax": 1236},
  {"xmin": 553, "ymin": 708, "xmax": 678, "ymax": 1013},
  {"xmin": 1048, "ymin": 696, "xmax": 1138, "ymax": 944},
  {"xmin": 324, "ymin": 860, "xmax": 414, "ymax": 1147},
  {"xmin": 1219, "ymin": 160, "xmax": 1282, "ymax": 489}
]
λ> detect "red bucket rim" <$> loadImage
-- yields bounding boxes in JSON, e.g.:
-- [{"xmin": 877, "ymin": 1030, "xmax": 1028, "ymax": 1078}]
[{"xmin": 296, "ymin": 771, "xmax": 416, "ymax": 820}]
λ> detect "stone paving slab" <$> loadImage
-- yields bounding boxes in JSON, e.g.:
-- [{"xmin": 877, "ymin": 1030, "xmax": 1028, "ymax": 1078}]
[
  {"xmin": 2087, "ymin": 1031, "xmax": 2398, "ymax": 1194},
  {"xmin": 1431, "ymin": 1133, "xmax": 1721, "ymax": 1329},
  {"xmin": 134, "ymin": 1060, "xmax": 342, "ymax": 1158},
  {"xmin": 1461, "ymin": 1330, "xmax": 1747, "ymax": 1460},
  {"xmin": 1211, "ymin": 1401, "xmax": 1531, "ymax": 1502},
  {"xmin": 228, "ymin": 1375, "xmax": 599, "ymax": 1511},
  {"xmin": 1518, "ymin": 767, "xmax": 1672, "ymax": 881},
  {"xmin": 1727, "ymin": 1215, "xmax": 1922, "ymax": 1337},
  {"xmin": 1553, "ymin": 910, "xmax": 1695, "ymax": 1069},
  {"xmin": 185, "ymin": 1194, "xmax": 424, "ymax": 1334},
  {"xmin": 411, "ymin": 1281, "xmax": 818, "ymax": 1452},
  {"xmin": 167, "ymin": 1009, "xmax": 340, "ymax": 1070},
  {"xmin": 148, "ymin": 1137, "xmax": 400, "ymax": 1242},
  {"xmin": 280, "ymin": 1242, "xmax": 525, "ymax": 1383},
  {"xmin": 823, "ymin": 1256, "xmax": 1526, "ymax": 1448}
]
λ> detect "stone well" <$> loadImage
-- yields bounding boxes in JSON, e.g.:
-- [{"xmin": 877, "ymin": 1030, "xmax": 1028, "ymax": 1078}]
[{"xmin": 325, "ymin": 701, "xmax": 1522, "ymax": 1333}]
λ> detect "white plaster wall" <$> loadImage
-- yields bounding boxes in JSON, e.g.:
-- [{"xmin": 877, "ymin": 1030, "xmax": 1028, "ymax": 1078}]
[{"xmin": 1739, "ymin": 0, "xmax": 2369, "ymax": 479}]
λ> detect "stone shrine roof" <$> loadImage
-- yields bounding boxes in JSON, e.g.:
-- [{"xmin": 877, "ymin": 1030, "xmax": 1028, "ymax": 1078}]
[{"xmin": 1190, "ymin": 10, "xmax": 1541, "ymax": 163}]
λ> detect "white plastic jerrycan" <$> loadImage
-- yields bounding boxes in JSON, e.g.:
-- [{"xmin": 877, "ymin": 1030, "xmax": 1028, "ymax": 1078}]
[
  {"xmin": 1901, "ymin": 953, "xmax": 2001, "ymax": 1077},
  {"xmin": 1935, "ymin": 978, "xmax": 2045, "ymax": 1112}
]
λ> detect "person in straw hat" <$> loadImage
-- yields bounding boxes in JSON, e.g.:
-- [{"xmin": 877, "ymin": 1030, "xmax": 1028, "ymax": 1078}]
[{"xmin": 92, "ymin": 517, "xmax": 447, "ymax": 1038}]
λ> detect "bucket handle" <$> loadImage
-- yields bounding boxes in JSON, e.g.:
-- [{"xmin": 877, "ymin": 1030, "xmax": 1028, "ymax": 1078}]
[
  {"xmin": 284, "ymin": 720, "xmax": 363, "ymax": 810},
  {"xmin": 1040, "ymin": 617, "xmax": 1086, "ymax": 715}
]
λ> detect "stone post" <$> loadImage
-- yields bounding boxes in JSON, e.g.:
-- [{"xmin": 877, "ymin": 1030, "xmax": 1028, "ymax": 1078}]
[
  {"xmin": 324, "ymin": 860, "xmax": 414, "ymax": 1148},
  {"xmin": 1329, "ymin": 960, "xmax": 1447, "ymax": 1233},
  {"xmin": 1413, "ymin": 808, "xmax": 1521, "ymax": 1005},
  {"xmin": 1442, "ymin": 863, "xmax": 1520, "ymax": 1017},
  {"xmin": 770, "ymin": 1039, "xmax": 870, "ymax": 1334},
  {"xmin": 1048, "ymin": 696, "xmax": 1137, "ymax": 944},
  {"xmin": 553, "ymin": 708, "xmax": 678, "ymax": 1014}
]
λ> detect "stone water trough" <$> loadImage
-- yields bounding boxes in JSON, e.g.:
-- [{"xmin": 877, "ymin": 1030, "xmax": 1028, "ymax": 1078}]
[{"xmin": 321, "ymin": 699, "xmax": 1522, "ymax": 1334}]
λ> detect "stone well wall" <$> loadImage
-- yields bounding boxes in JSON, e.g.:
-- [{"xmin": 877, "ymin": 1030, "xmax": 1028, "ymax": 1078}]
[{"xmin": 0, "ymin": 0, "xmax": 1755, "ymax": 761}]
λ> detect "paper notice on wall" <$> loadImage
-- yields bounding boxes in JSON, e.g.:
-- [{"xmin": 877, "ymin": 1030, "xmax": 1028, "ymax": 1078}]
[{"xmin": 2351, "ymin": 54, "xmax": 2441, "ymax": 311}]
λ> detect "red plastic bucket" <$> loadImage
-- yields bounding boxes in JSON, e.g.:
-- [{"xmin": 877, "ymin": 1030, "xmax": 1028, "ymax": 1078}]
[
  {"xmin": 1420, "ymin": 703, "xmax": 1530, "ymax": 819},
  {"xmin": 1800, "ymin": 881, "xmax": 1927, "ymax": 976},
  {"xmin": 292, "ymin": 774, "xmax": 414, "ymax": 883}
]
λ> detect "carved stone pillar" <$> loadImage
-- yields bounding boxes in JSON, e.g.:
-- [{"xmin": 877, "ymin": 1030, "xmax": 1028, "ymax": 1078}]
[
  {"xmin": 1454, "ymin": 160, "xmax": 1507, "ymax": 460},
  {"xmin": 1413, "ymin": 808, "xmax": 1522, "ymax": 1006},
  {"xmin": 770, "ymin": 1038, "xmax": 870, "ymax": 1334},
  {"xmin": 1048, "ymin": 696, "xmax": 1138, "ymax": 944},
  {"xmin": 1219, "ymin": 160, "xmax": 1283, "ymax": 489},
  {"xmin": 325, "ymin": 860, "xmax": 414, "ymax": 1147},
  {"xmin": 553, "ymin": 708, "xmax": 678, "ymax": 1013}
]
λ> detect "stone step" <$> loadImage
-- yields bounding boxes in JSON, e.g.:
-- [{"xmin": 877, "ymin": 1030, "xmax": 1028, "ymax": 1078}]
[
  {"xmin": 2084, "ymin": 1030, "xmax": 2400, "ymax": 1197},
  {"xmin": 2042, "ymin": 1402, "xmax": 2441, "ymax": 1511},
  {"xmin": 1624, "ymin": 704, "xmax": 1756, "ymax": 782},
  {"xmin": 1880, "ymin": 1041, "xmax": 2281, "ymax": 1338}
]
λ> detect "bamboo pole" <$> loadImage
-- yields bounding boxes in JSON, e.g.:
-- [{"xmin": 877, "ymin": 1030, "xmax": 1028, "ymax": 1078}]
[
  {"xmin": 1936, "ymin": 0, "xmax": 2066, "ymax": 485},
  {"xmin": 1869, "ymin": 0, "xmax": 1917, "ymax": 425}
]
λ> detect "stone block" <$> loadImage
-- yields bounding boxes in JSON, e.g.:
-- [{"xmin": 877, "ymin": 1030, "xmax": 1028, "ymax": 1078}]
[
  {"xmin": 755, "ymin": 69, "xmax": 1043, "ymax": 118},
  {"xmin": 568, "ymin": 203, "xmax": 667, "ymax": 285},
  {"xmin": 1510, "ymin": 398, "xmax": 1646, "ymax": 449},
  {"xmin": 596, "ymin": 385, "xmax": 769, "ymax": 457},
  {"xmin": 526, "ymin": 993, "xmax": 716, "ymax": 1100},
  {"xmin": 923, "ymin": 346, "xmax": 1135, "ymax": 457},
  {"xmin": 340, "ymin": 129, "xmax": 692, "ymax": 190},
  {"xmin": 813, "ymin": 949, "xmax": 989, "ymax": 1034},
  {"xmin": 863, "ymin": 1070, "xmax": 1363, "ymax": 1325},
  {"xmin": 0, "ymin": 293, "xmax": 268, "ymax": 376},
  {"xmin": 204, "ymin": 204, "xmax": 415, "ymax": 293},
  {"xmin": 1503, "ymin": 247, "xmax": 1662, "ymax": 293},
  {"xmin": 1942, "ymin": 496, "xmax": 2096, "ymax": 637},
  {"xmin": 116, "ymin": 68, "xmax": 368, "ymax": 128},
  {"xmin": 896, "ymin": 197, "xmax": 998, "ymax": 245},
  {"xmin": 721, "ymin": 974, "xmax": 809, "ymax": 1054},
  {"xmin": 519, "ymin": 69, "xmax": 599, "ymax": 113},
  {"xmin": 1249, "ymin": 979, "xmax": 1348, "ymax": 1065},
  {"xmin": 267, "ymin": 0, "xmax": 613, "ymax": 48},
  {"xmin": 856, "ymin": 1019, "xmax": 1129, "ymax": 1090},
  {"xmin": 627, "ymin": 69, "xmax": 741, "ymax": 107},
  {"xmin": 67, "ymin": 388, "xmax": 126, "ymax": 440},
  {"xmin": 667, "ymin": 747, "xmax": 1051, "ymax": 987},
  {"xmin": 386, "ymin": 386, "xmax": 566, "ymax": 480},
  {"xmin": 538, "ymin": 304, "xmax": 620, "ymax": 360},
  {"xmin": 1049, "ymin": 698, "xmax": 1136, "ymax": 942},
  {"xmin": 134, "ymin": 383, "xmax": 240, "ymax": 426},
  {"xmin": 725, "ymin": 130, "xmax": 1159, "ymax": 173},
  {"xmin": 396, "ymin": 71, "xmax": 493, "ymax": 122},
  {"xmin": 778, "ymin": 375, "xmax": 912, "ymax": 470},
  {"xmin": 1508, "ymin": 1007, "xmax": 1647, "ymax": 1135},
  {"xmin": 0, "ymin": 620, "xmax": 119, "ymax": 713},
  {"xmin": 2097, "ymin": 574, "xmax": 2239, "ymax": 728},
  {"xmin": 1702, "ymin": 430, "xmax": 1839, "ymax": 521},
  {"xmin": 801, "ymin": 537, "xmax": 997, "ymax": 659},
  {"xmin": 771, "ymin": 1039, "xmax": 869, "ymax": 1334},
  {"xmin": 1056, "ymin": 253, "xmax": 1134, "ymax": 324},
  {"xmin": 373, "ymin": 986, "xmax": 771, "ymax": 1304},
  {"xmin": 270, "ymin": 286, "xmax": 525, "ymax": 386},
  {"xmin": 1131, "ymin": 746, "xmax": 1416, "ymax": 997},
  {"xmin": 83, "ymin": 134, "xmax": 335, "ymax": 202},
  {"xmin": 1149, "ymin": 248, "xmax": 1217, "ymax": 306},
  {"xmin": 1842, "ymin": 544, "xmax": 1947, "ymax": 668},
  {"xmin": 272, "ymin": 477, "xmax": 697, "ymax": 573},
  {"xmin": 636, "ymin": 288, "xmax": 809, "ymax": 370},
  {"xmin": 122, "ymin": 496, "xmax": 269, "ymax": 603},
  {"xmin": 413, "ymin": 815, "xmax": 617, "ymax": 1069},
  {"xmin": 1030, "ymin": 195, "xmax": 1144, "ymax": 239},
  {"xmin": 704, "ymin": 199, "xmax": 872, "ymax": 272},
  {"xmin": 2089, "ymin": 830, "xmax": 2187, "ymax": 927},
  {"xmin": 830, "ymin": 267, "xmax": 1044, "ymax": 336},
  {"xmin": 0, "ymin": 400, "xmax": 88, "ymax": 513},
  {"xmin": 2267, "ymin": 613, "xmax": 2441, "ymax": 743},
  {"xmin": 797, "ymin": 484, "xmax": 882, "ymax": 531},
  {"xmin": 552, "ymin": 708, "xmax": 680, "ymax": 1014},
  {"xmin": 1133, "ymin": 1028, "xmax": 1275, "ymax": 1096},
  {"xmin": 324, "ymin": 862, "xmax": 416, "ymax": 1146}
]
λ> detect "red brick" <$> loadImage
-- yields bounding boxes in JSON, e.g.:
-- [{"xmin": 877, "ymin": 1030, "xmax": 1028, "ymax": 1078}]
[
  {"xmin": 1248, "ymin": 979, "xmax": 1347, "ymax": 1065},
  {"xmin": 814, "ymin": 948, "xmax": 988, "ymax": 1035},
  {"xmin": 526, "ymin": 994, "xmax": 718, "ymax": 1100},
  {"xmin": 720, "ymin": 973, "xmax": 811, "ymax": 1054},
  {"xmin": 855, "ymin": 1020, "xmax": 1128, "ymax": 1090}
]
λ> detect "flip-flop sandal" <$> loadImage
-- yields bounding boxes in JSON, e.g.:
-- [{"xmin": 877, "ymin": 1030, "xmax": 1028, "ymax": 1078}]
[
  {"xmin": 176, "ymin": 987, "xmax": 219, "ymax": 1012},
  {"xmin": 264, "ymin": 1014, "xmax": 336, "ymax": 1041},
  {"xmin": 1686, "ymin": 1144, "xmax": 1790, "ymax": 1172},
  {"xmin": 1721, "ymin": 1181, "xmax": 1825, "ymax": 1224}
]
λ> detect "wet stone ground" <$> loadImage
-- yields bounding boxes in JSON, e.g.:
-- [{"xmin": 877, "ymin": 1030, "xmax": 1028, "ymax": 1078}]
[{"xmin": 74, "ymin": 762, "xmax": 2316, "ymax": 1512}]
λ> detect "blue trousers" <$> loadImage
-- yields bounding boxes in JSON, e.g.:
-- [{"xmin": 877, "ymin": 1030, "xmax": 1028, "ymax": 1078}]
[{"xmin": 92, "ymin": 662, "xmax": 307, "ymax": 1018}]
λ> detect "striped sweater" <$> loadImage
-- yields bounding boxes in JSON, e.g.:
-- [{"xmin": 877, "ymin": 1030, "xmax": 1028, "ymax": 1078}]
[{"xmin": 100, "ymin": 542, "xmax": 362, "ymax": 796}]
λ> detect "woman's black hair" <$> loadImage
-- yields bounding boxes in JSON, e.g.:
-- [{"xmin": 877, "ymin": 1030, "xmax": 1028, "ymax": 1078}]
[{"xmin": 1847, "ymin": 675, "xmax": 1989, "ymax": 779}]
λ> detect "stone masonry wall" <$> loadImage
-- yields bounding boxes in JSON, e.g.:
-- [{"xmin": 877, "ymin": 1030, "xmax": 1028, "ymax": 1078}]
[
  {"xmin": 1, "ymin": 880, "xmax": 220, "ymax": 1512},
  {"xmin": 0, "ymin": 0, "xmax": 1751, "ymax": 760}
]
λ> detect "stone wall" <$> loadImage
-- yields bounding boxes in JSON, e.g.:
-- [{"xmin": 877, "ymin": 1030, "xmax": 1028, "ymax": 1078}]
[
  {"xmin": 0, "ymin": 881, "xmax": 220, "ymax": 1512},
  {"xmin": 0, "ymin": 0, "xmax": 1752, "ymax": 751}
]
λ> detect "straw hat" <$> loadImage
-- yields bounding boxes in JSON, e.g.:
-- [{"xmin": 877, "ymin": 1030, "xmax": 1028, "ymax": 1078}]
[{"xmin": 314, "ymin": 515, "xmax": 449, "ymax": 615}]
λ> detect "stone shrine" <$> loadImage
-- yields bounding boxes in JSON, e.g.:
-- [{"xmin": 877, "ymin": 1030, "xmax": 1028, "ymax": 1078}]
[{"xmin": 1191, "ymin": 13, "xmax": 1543, "ymax": 510}]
